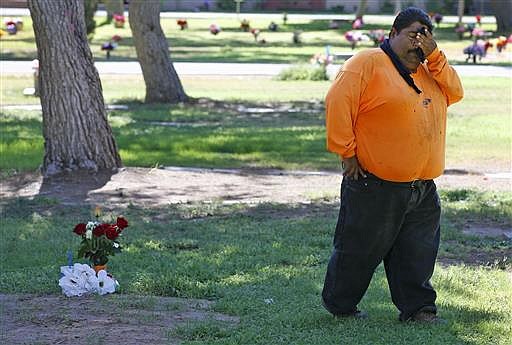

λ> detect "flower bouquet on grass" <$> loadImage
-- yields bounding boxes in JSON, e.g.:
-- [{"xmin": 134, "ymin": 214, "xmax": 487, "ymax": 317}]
[
  {"xmin": 72, "ymin": 212, "xmax": 129, "ymax": 268},
  {"xmin": 59, "ymin": 211, "xmax": 129, "ymax": 297},
  {"xmin": 177, "ymin": 19, "xmax": 188, "ymax": 30},
  {"xmin": 113, "ymin": 13, "xmax": 125, "ymax": 28}
]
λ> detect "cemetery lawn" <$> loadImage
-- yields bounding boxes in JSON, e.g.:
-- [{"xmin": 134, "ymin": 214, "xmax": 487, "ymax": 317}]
[
  {"xmin": 0, "ymin": 189, "xmax": 511, "ymax": 344},
  {"xmin": 1, "ymin": 75, "xmax": 510, "ymax": 174},
  {"xmin": 1, "ymin": 11, "xmax": 511, "ymax": 344},
  {"xmin": 1, "ymin": 74, "xmax": 511, "ymax": 343},
  {"xmin": 1, "ymin": 15, "xmax": 510, "ymax": 66}
]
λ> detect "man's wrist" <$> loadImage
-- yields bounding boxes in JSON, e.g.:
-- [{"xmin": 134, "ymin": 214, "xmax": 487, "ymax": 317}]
[{"xmin": 426, "ymin": 47, "xmax": 441, "ymax": 61}]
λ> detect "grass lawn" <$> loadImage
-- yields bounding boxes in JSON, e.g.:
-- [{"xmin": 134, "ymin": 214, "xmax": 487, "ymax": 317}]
[
  {"xmin": 1, "ymin": 75, "xmax": 510, "ymax": 173},
  {"xmin": 1, "ymin": 15, "xmax": 510, "ymax": 65},
  {"xmin": 1, "ymin": 71, "xmax": 511, "ymax": 343},
  {"xmin": 1, "ymin": 12, "xmax": 511, "ymax": 344},
  {"xmin": 0, "ymin": 190, "xmax": 511, "ymax": 344}
]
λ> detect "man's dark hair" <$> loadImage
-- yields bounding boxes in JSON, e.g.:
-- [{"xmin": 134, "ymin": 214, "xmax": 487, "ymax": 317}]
[{"xmin": 392, "ymin": 7, "xmax": 433, "ymax": 33}]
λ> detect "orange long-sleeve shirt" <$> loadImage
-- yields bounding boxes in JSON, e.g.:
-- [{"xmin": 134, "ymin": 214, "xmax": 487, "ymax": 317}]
[{"xmin": 325, "ymin": 47, "xmax": 463, "ymax": 182}]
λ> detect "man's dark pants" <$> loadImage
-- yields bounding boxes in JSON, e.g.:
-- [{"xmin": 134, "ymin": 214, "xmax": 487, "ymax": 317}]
[{"xmin": 322, "ymin": 174, "xmax": 441, "ymax": 321}]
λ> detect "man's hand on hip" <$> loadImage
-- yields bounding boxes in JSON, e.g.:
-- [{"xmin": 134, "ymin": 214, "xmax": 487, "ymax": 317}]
[{"xmin": 342, "ymin": 155, "xmax": 367, "ymax": 180}]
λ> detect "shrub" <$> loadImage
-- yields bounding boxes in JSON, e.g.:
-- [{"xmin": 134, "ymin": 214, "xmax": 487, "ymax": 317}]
[{"xmin": 276, "ymin": 65, "xmax": 328, "ymax": 81}]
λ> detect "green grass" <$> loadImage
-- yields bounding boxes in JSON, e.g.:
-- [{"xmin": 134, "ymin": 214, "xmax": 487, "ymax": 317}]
[
  {"xmin": 276, "ymin": 64, "xmax": 329, "ymax": 80},
  {"xmin": 1, "ymin": 75, "xmax": 510, "ymax": 174},
  {"xmin": 0, "ymin": 191, "xmax": 511, "ymax": 344},
  {"xmin": 0, "ymin": 74, "xmax": 330, "ymax": 104},
  {"xmin": 446, "ymin": 77, "xmax": 512, "ymax": 172},
  {"xmin": 439, "ymin": 190, "xmax": 512, "ymax": 269},
  {"xmin": 1, "ymin": 15, "xmax": 509, "ymax": 65},
  {"xmin": 1, "ymin": 49, "xmax": 511, "ymax": 343}
]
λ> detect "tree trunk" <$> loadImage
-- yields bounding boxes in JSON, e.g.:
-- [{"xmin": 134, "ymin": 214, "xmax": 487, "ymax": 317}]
[
  {"xmin": 394, "ymin": 0, "xmax": 402, "ymax": 14},
  {"xmin": 491, "ymin": 0, "xmax": 512, "ymax": 34},
  {"xmin": 28, "ymin": 0, "xmax": 122, "ymax": 176},
  {"xmin": 85, "ymin": 0, "xmax": 99, "ymax": 35},
  {"xmin": 129, "ymin": 0, "xmax": 188, "ymax": 103},
  {"xmin": 104, "ymin": 0, "xmax": 124, "ymax": 22},
  {"xmin": 457, "ymin": 0, "xmax": 465, "ymax": 26},
  {"xmin": 356, "ymin": 0, "xmax": 367, "ymax": 19}
]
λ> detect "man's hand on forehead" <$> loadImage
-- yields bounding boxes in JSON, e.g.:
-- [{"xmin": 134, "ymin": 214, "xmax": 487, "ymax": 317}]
[
  {"xmin": 417, "ymin": 27, "xmax": 428, "ymax": 35},
  {"xmin": 415, "ymin": 28, "xmax": 437, "ymax": 57}
]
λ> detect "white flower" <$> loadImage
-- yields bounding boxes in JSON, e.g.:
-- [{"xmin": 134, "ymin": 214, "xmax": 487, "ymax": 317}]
[
  {"xmin": 113, "ymin": 242, "xmax": 120, "ymax": 249},
  {"xmin": 59, "ymin": 264, "xmax": 118, "ymax": 297},
  {"xmin": 85, "ymin": 229, "xmax": 92, "ymax": 239},
  {"xmin": 59, "ymin": 263, "xmax": 99, "ymax": 297},
  {"xmin": 97, "ymin": 270, "xmax": 118, "ymax": 295}
]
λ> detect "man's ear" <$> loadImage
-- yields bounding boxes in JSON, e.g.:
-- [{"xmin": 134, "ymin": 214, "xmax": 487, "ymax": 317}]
[{"xmin": 389, "ymin": 27, "xmax": 397, "ymax": 38}]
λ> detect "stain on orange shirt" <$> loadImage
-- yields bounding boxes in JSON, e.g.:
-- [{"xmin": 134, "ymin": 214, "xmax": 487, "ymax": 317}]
[{"xmin": 325, "ymin": 47, "xmax": 463, "ymax": 182}]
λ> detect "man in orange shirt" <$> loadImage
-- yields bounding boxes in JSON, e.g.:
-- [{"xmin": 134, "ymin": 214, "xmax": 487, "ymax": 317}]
[{"xmin": 322, "ymin": 8, "xmax": 463, "ymax": 322}]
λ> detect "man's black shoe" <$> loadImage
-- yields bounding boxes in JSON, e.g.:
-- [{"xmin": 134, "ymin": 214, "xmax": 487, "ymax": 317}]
[
  {"xmin": 322, "ymin": 299, "xmax": 368, "ymax": 319},
  {"xmin": 410, "ymin": 311, "xmax": 447, "ymax": 324},
  {"xmin": 335, "ymin": 309, "xmax": 369, "ymax": 319}
]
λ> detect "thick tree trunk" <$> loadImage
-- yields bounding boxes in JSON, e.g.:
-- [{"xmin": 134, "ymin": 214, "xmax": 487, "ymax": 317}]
[
  {"xmin": 104, "ymin": 0, "xmax": 124, "ymax": 22},
  {"xmin": 28, "ymin": 0, "xmax": 122, "ymax": 176},
  {"xmin": 129, "ymin": 0, "xmax": 188, "ymax": 103},
  {"xmin": 457, "ymin": 0, "xmax": 465, "ymax": 27},
  {"xmin": 491, "ymin": 0, "xmax": 512, "ymax": 34},
  {"xmin": 394, "ymin": 0, "xmax": 402, "ymax": 14},
  {"xmin": 356, "ymin": 0, "xmax": 367, "ymax": 19}
]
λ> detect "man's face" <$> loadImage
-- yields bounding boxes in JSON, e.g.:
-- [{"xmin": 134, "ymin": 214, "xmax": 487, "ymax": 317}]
[{"xmin": 389, "ymin": 21, "xmax": 428, "ymax": 72}]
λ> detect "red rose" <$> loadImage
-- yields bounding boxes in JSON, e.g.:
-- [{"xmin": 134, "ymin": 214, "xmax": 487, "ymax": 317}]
[
  {"xmin": 105, "ymin": 225, "xmax": 119, "ymax": 240},
  {"xmin": 73, "ymin": 223, "xmax": 86, "ymax": 235},
  {"xmin": 116, "ymin": 217, "xmax": 128, "ymax": 230},
  {"xmin": 93, "ymin": 223, "xmax": 109, "ymax": 237}
]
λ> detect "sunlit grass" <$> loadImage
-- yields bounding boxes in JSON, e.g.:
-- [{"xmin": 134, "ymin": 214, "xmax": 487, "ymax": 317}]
[
  {"xmin": 0, "ymin": 193, "xmax": 511, "ymax": 344},
  {"xmin": 0, "ymin": 74, "xmax": 330, "ymax": 104},
  {"xmin": 1, "ymin": 75, "xmax": 510, "ymax": 174},
  {"xmin": 446, "ymin": 77, "xmax": 511, "ymax": 172}
]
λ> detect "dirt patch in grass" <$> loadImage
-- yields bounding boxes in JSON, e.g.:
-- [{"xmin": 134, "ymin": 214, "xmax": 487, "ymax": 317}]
[
  {"xmin": 0, "ymin": 293, "xmax": 239, "ymax": 345},
  {"xmin": 1, "ymin": 167, "xmax": 510, "ymax": 209},
  {"xmin": 462, "ymin": 225, "xmax": 512, "ymax": 240},
  {"xmin": 439, "ymin": 243, "xmax": 511, "ymax": 270},
  {"xmin": 0, "ymin": 167, "xmax": 509, "ymax": 344}
]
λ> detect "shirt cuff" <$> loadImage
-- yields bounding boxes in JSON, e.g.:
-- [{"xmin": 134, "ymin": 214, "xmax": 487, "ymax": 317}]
[
  {"xmin": 340, "ymin": 149, "xmax": 356, "ymax": 159},
  {"xmin": 426, "ymin": 47, "xmax": 441, "ymax": 62}
]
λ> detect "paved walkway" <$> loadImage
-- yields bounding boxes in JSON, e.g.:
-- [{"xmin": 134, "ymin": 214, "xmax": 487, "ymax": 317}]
[{"xmin": 1, "ymin": 60, "xmax": 511, "ymax": 78}]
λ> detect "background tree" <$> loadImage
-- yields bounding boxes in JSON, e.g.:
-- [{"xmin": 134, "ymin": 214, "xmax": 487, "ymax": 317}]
[
  {"xmin": 28, "ymin": 0, "xmax": 122, "ymax": 176},
  {"xmin": 103, "ymin": 0, "xmax": 124, "ymax": 23},
  {"xmin": 129, "ymin": 0, "xmax": 188, "ymax": 103},
  {"xmin": 394, "ymin": 0, "xmax": 402, "ymax": 14},
  {"xmin": 456, "ymin": 0, "xmax": 465, "ymax": 27},
  {"xmin": 85, "ymin": 0, "xmax": 99, "ymax": 36},
  {"xmin": 491, "ymin": 0, "xmax": 512, "ymax": 33},
  {"xmin": 356, "ymin": 0, "xmax": 368, "ymax": 19}
]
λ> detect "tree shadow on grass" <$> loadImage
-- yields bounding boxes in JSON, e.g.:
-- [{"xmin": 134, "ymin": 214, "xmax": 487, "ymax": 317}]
[{"xmin": 0, "ymin": 196, "xmax": 509, "ymax": 345}]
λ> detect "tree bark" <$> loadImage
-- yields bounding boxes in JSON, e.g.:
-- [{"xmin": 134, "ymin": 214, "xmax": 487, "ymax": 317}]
[
  {"xmin": 394, "ymin": 0, "xmax": 402, "ymax": 14},
  {"xmin": 28, "ymin": 0, "xmax": 122, "ymax": 176},
  {"xmin": 129, "ymin": 0, "xmax": 188, "ymax": 103},
  {"xmin": 491, "ymin": 0, "xmax": 512, "ymax": 34},
  {"xmin": 85, "ymin": 0, "xmax": 99, "ymax": 35},
  {"xmin": 104, "ymin": 0, "xmax": 124, "ymax": 22},
  {"xmin": 457, "ymin": 0, "xmax": 465, "ymax": 27},
  {"xmin": 356, "ymin": 0, "xmax": 367, "ymax": 19}
]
